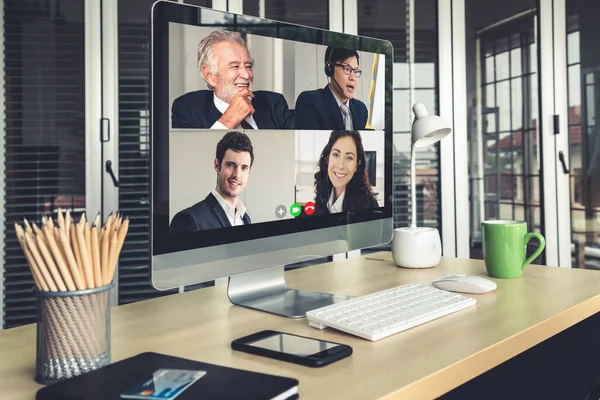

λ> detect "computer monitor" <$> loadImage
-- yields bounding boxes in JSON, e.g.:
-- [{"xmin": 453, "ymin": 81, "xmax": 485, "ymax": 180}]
[{"xmin": 150, "ymin": 0, "xmax": 394, "ymax": 318}]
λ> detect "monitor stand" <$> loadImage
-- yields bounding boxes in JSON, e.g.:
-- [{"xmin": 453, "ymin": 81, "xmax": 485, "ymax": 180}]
[{"xmin": 227, "ymin": 265, "xmax": 351, "ymax": 318}]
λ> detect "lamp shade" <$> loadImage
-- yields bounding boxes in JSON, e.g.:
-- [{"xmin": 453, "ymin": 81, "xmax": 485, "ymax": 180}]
[{"xmin": 411, "ymin": 103, "xmax": 451, "ymax": 148}]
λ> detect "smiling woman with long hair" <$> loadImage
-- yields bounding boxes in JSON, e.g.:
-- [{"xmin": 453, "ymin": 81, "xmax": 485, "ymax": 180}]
[{"xmin": 314, "ymin": 130, "xmax": 379, "ymax": 214}]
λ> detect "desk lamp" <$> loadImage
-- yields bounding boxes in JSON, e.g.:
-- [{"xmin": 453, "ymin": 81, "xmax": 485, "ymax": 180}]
[{"xmin": 392, "ymin": 103, "xmax": 452, "ymax": 268}]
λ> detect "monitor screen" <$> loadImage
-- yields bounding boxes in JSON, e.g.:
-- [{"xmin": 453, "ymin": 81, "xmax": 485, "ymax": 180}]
[{"xmin": 150, "ymin": 1, "xmax": 394, "ymax": 298}]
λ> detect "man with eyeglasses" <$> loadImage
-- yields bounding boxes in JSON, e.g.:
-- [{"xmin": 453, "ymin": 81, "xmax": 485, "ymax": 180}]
[{"xmin": 295, "ymin": 47, "xmax": 368, "ymax": 130}]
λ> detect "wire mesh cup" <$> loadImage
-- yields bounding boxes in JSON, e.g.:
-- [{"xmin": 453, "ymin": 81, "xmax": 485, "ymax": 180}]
[{"xmin": 34, "ymin": 282, "xmax": 113, "ymax": 385}]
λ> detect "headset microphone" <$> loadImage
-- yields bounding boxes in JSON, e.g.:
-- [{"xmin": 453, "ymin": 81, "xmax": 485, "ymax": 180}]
[
  {"xmin": 324, "ymin": 47, "xmax": 345, "ymax": 94},
  {"xmin": 330, "ymin": 75, "xmax": 344, "ymax": 94}
]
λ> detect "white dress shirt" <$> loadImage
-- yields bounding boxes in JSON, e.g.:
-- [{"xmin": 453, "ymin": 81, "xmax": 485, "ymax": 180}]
[
  {"xmin": 327, "ymin": 189, "xmax": 346, "ymax": 213},
  {"xmin": 210, "ymin": 94, "xmax": 258, "ymax": 129},
  {"xmin": 211, "ymin": 189, "xmax": 247, "ymax": 226},
  {"xmin": 328, "ymin": 85, "xmax": 353, "ymax": 130}
]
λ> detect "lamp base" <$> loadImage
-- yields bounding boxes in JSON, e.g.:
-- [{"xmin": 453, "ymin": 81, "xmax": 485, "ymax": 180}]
[{"xmin": 392, "ymin": 227, "xmax": 441, "ymax": 268}]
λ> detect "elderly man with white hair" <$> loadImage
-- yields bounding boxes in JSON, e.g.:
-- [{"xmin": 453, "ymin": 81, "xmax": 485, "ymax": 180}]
[{"xmin": 171, "ymin": 29, "xmax": 295, "ymax": 130}]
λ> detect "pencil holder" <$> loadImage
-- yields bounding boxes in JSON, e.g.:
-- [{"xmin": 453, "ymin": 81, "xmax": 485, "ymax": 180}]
[{"xmin": 34, "ymin": 282, "xmax": 113, "ymax": 385}]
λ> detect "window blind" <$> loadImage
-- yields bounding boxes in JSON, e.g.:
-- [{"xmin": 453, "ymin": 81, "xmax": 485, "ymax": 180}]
[
  {"xmin": 116, "ymin": 1, "xmax": 179, "ymax": 304},
  {"xmin": 265, "ymin": 0, "xmax": 329, "ymax": 29},
  {"xmin": 2, "ymin": 0, "xmax": 86, "ymax": 328}
]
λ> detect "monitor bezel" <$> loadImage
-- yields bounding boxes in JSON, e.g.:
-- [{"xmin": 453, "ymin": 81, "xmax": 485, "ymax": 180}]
[{"xmin": 150, "ymin": 0, "xmax": 394, "ymax": 257}]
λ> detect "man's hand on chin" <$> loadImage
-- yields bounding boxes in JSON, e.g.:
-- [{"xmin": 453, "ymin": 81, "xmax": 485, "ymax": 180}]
[{"xmin": 218, "ymin": 88, "xmax": 255, "ymax": 129}]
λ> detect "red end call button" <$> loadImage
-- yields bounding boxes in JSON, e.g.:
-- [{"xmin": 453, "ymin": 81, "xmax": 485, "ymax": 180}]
[{"xmin": 304, "ymin": 202, "xmax": 316, "ymax": 215}]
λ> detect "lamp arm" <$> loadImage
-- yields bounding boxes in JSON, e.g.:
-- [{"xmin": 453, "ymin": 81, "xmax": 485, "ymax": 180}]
[{"xmin": 411, "ymin": 145, "xmax": 417, "ymax": 229}]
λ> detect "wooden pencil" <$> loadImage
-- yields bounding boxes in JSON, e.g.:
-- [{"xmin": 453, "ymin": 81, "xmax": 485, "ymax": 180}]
[
  {"xmin": 106, "ymin": 219, "xmax": 129, "ymax": 286},
  {"xmin": 30, "ymin": 266, "xmax": 42, "ymax": 290},
  {"xmin": 24, "ymin": 231, "xmax": 58, "ymax": 292},
  {"xmin": 35, "ymin": 233, "xmax": 68, "ymax": 292},
  {"xmin": 92, "ymin": 213, "xmax": 101, "ymax": 229},
  {"xmin": 42, "ymin": 225, "xmax": 78, "ymax": 291},
  {"xmin": 57, "ymin": 208, "xmax": 65, "ymax": 234},
  {"xmin": 53, "ymin": 227, "xmax": 66, "ymax": 262},
  {"xmin": 58, "ymin": 229, "xmax": 86, "ymax": 291},
  {"xmin": 104, "ymin": 214, "xmax": 114, "ymax": 242},
  {"xmin": 46, "ymin": 214, "xmax": 55, "ymax": 229},
  {"xmin": 15, "ymin": 224, "xmax": 49, "ymax": 291},
  {"xmin": 84, "ymin": 217, "xmax": 93, "ymax": 280},
  {"xmin": 113, "ymin": 216, "xmax": 122, "ymax": 235},
  {"xmin": 32, "ymin": 223, "xmax": 45, "ymax": 246},
  {"xmin": 77, "ymin": 223, "xmax": 95, "ymax": 289},
  {"xmin": 70, "ymin": 225, "xmax": 84, "ymax": 281},
  {"xmin": 21, "ymin": 236, "xmax": 43, "ymax": 289},
  {"xmin": 91, "ymin": 223, "xmax": 102, "ymax": 288},
  {"xmin": 65, "ymin": 210, "xmax": 72, "ymax": 236},
  {"xmin": 100, "ymin": 226, "xmax": 109, "ymax": 285},
  {"xmin": 23, "ymin": 218, "xmax": 32, "ymax": 232},
  {"xmin": 105, "ymin": 226, "xmax": 119, "ymax": 285},
  {"xmin": 94, "ymin": 213, "xmax": 103, "ymax": 243},
  {"xmin": 32, "ymin": 222, "xmax": 42, "ymax": 234}
]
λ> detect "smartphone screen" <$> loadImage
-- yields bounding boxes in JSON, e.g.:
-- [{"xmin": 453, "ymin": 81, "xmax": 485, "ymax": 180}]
[
  {"xmin": 247, "ymin": 333, "xmax": 340, "ymax": 357},
  {"xmin": 232, "ymin": 330, "xmax": 352, "ymax": 367}
]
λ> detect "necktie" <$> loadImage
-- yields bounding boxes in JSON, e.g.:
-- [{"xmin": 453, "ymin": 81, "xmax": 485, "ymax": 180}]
[
  {"xmin": 340, "ymin": 104, "xmax": 352, "ymax": 130},
  {"xmin": 240, "ymin": 119, "xmax": 254, "ymax": 129}
]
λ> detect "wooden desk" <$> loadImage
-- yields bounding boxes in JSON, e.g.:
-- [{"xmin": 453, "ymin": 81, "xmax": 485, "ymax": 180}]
[{"xmin": 2, "ymin": 254, "xmax": 600, "ymax": 400}]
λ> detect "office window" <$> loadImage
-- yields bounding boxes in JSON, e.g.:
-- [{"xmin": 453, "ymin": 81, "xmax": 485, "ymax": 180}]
[
  {"xmin": 358, "ymin": 0, "xmax": 440, "ymax": 234},
  {"xmin": 243, "ymin": 0, "xmax": 328, "ymax": 29},
  {"xmin": 464, "ymin": 0, "xmax": 544, "ymax": 262},
  {"xmin": 2, "ymin": 0, "xmax": 86, "ymax": 328},
  {"xmin": 243, "ymin": 0, "xmax": 260, "ymax": 16},
  {"xmin": 479, "ymin": 22, "xmax": 540, "ymax": 240},
  {"xmin": 185, "ymin": 0, "xmax": 213, "ymax": 6},
  {"xmin": 565, "ymin": 0, "xmax": 600, "ymax": 269}
]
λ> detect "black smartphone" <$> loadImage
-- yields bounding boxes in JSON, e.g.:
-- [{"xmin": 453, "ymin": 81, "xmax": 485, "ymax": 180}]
[{"xmin": 231, "ymin": 330, "xmax": 352, "ymax": 368}]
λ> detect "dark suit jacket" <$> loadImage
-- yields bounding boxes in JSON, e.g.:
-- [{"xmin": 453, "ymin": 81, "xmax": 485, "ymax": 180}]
[
  {"xmin": 295, "ymin": 85, "xmax": 368, "ymax": 130},
  {"xmin": 171, "ymin": 90, "xmax": 295, "ymax": 129},
  {"xmin": 169, "ymin": 193, "xmax": 251, "ymax": 233}
]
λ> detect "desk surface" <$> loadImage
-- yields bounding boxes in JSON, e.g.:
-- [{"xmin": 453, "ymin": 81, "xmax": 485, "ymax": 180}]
[{"xmin": 2, "ymin": 254, "xmax": 600, "ymax": 400}]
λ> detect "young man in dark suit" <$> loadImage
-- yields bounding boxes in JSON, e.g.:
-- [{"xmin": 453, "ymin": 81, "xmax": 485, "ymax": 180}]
[
  {"xmin": 295, "ymin": 47, "xmax": 368, "ymax": 130},
  {"xmin": 169, "ymin": 131, "xmax": 253, "ymax": 233},
  {"xmin": 171, "ymin": 30, "xmax": 295, "ymax": 130}
]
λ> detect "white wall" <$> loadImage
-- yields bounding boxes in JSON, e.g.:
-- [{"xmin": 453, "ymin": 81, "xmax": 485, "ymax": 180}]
[
  {"xmin": 169, "ymin": 129, "xmax": 296, "ymax": 224},
  {"xmin": 242, "ymin": 130, "xmax": 296, "ymax": 223}
]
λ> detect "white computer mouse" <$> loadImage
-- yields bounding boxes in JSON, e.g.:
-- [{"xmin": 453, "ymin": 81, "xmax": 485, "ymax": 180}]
[{"xmin": 432, "ymin": 274, "xmax": 497, "ymax": 294}]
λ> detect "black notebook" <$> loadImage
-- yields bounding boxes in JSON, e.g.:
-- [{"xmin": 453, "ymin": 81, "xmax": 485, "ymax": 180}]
[{"xmin": 35, "ymin": 352, "xmax": 299, "ymax": 400}]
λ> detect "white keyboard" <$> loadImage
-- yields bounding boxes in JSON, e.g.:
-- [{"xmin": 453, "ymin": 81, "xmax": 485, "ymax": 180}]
[{"xmin": 306, "ymin": 283, "xmax": 476, "ymax": 341}]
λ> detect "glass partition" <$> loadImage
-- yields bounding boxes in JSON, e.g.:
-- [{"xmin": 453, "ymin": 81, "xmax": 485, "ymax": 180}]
[{"xmin": 566, "ymin": 0, "xmax": 600, "ymax": 270}]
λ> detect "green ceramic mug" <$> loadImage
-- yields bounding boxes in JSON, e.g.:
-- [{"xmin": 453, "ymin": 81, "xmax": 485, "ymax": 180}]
[{"xmin": 481, "ymin": 220, "xmax": 545, "ymax": 278}]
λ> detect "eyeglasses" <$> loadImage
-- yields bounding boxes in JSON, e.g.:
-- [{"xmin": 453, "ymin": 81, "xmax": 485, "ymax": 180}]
[{"xmin": 335, "ymin": 63, "xmax": 362, "ymax": 78}]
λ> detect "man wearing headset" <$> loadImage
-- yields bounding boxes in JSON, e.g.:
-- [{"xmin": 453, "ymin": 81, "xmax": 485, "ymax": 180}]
[{"xmin": 295, "ymin": 46, "xmax": 368, "ymax": 130}]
